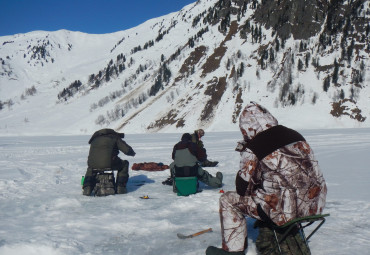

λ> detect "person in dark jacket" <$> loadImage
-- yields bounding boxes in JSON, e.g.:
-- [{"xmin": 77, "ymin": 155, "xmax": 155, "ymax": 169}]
[
  {"xmin": 191, "ymin": 129, "xmax": 218, "ymax": 167},
  {"xmin": 83, "ymin": 128, "xmax": 136, "ymax": 196},
  {"xmin": 170, "ymin": 133, "xmax": 223, "ymax": 192}
]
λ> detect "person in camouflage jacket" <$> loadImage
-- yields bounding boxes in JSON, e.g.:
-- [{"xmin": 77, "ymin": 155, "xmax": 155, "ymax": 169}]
[
  {"xmin": 83, "ymin": 128, "xmax": 136, "ymax": 196},
  {"xmin": 206, "ymin": 102, "xmax": 327, "ymax": 255}
]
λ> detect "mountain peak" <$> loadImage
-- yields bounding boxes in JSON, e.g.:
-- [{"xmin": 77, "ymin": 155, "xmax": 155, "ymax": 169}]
[{"xmin": 0, "ymin": 0, "xmax": 369, "ymax": 135}]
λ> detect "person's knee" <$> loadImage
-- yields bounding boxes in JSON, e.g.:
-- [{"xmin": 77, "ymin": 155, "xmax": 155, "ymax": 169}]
[
  {"xmin": 122, "ymin": 160, "xmax": 129, "ymax": 167},
  {"xmin": 220, "ymin": 191, "xmax": 236, "ymax": 205},
  {"xmin": 197, "ymin": 168, "xmax": 208, "ymax": 181},
  {"xmin": 117, "ymin": 160, "xmax": 129, "ymax": 173}
]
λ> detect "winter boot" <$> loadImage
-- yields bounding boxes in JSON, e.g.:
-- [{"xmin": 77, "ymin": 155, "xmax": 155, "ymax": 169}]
[
  {"xmin": 202, "ymin": 159, "xmax": 219, "ymax": 167},
  {"xmin": 82, "ymin": 186, "xmax": 92, "ymax": 196},
  {"xmin": 116, "ymin": 174, "xmax": 128, "ymax": 194},
  {"xmin": 162, "ymin": 177, "xmax": 173, "ymax": 186},
  {"xmin": 216, "ymin": 172, "xmax": 223, "ymax": 187},
  {"xmin": 116, "ymin": 185, "xmax": 127, "ymax": 194},
  {"xmin": 206, "ymin": 246, "xmax": 244, "ymax": 255},
  {"xmin": 216, "ymin": 172, "xmax": 223, "ymax": 181}
]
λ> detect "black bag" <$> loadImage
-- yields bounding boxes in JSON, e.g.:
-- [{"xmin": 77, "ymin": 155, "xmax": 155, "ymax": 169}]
[
  {"xmin": 93, "ymin": 172, "xmax": 116, "ymax": 196},
  {"xmin": 174, "ymin": 165, "xmax": 198, "ymax": 177}
]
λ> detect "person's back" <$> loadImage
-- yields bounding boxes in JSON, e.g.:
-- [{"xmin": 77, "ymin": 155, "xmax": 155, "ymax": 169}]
[
  {"xmin": 83, "ymin": 128, "xmax": 135, "ymax": 196},
  {"xmin": 237, "ymin": 104, "xmax": 326, "ymax": 224},
  {"xmin": 88, "ymin": 132, "xmax": 118, "ymax": 169},
  {"xmin": 170, "ymin": 133, "xmax": 223, "ymax": 192},
  {"xmin": 258, "ymin": 138, "xmax": 326, "ymax": 223},
  {"xmin": 173, "ymin": 148, "xmax": 198, "ymax": 167},
  {"xmin": 173, "ymin": 133, "xmax": 202, "ymax": 168},
  {"xmin": 206, "ymin": 102, "xmax": 327, "ymax": 255}
]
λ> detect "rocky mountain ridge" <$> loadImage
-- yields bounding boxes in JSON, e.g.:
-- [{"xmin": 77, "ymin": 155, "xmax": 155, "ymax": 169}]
[{"xmin": 0, "ymin": 0, "xmax": 369, "ymax": 135}]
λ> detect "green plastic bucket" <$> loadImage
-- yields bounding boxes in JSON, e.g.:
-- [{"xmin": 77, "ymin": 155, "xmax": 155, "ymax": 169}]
[{"xmin": 175, "ymin": 176, "xmax": 198, "ymax": 196}]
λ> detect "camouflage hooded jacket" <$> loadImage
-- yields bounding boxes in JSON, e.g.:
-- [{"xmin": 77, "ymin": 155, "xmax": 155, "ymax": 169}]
[{"xmin": 236, "ymin": 103, "xmax": 327, "ymax": 226}]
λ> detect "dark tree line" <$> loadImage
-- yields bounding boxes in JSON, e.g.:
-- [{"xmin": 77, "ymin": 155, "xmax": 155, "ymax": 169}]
[
  {"xmin": 57, "ymin": 80, "xmax": 82, "ymax": 101},
  {"xmin": 149, "ymin": 64, "xmax": 172, "ymax": 96}
]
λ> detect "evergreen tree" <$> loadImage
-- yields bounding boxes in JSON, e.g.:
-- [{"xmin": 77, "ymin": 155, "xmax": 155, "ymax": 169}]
[
  {"xmin": 323, "ymin": 76, "xmax": 330, "ymax": 92},
  {"xmin": 162, "ymin": 64, "xmax": 172, "ymax": 83},
  {"xmin": 305, "ymin": 53, "xmax": 310, "ymax": 67},
  {"xmin": 347, "ymin": 39, "xmax": 354, "ymax": 62},
  {"xmin": 188, "ymin": 37, "xmax": 195, "ymax": 48},
  {"xmin": 275, "ymin": 37, "xmax": 280, "ymax": 52},
  {"xmin": 226, "ymin": 58, "xmax": 231, "ymax": 70},
  {"xmin": 88, "ymin": 74, "xmax": 95, "ymax": 84},
  {"xmin": 106, "ymin": 66, "xmax": 111, "ymax": 82},
  {"xmin": 340, "ymin": 89, "xmax": 345, "ymax": 99},
  {"xmin": 149, "ymin": 76, "xmax": 162, "ymax": 96},
  {"xmin": 269, "ymin": 48, "xmax": 275, "ymax": 63},
  {"xmin": 332, "ymin": 58, "xmax": 339, "ymax": 84},
  {"xmin": 298, "ymin": 59, "xmax": 304, "ymax": 70}
]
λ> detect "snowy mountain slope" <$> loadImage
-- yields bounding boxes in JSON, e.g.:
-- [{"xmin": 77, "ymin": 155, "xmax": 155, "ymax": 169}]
[{"xmin": 0, "ymin": 0, "xmax": 369, "ymax": 136}]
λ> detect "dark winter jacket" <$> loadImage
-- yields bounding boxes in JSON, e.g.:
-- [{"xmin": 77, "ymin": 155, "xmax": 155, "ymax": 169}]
[
  {"xmin": 236, "ymin": 103, "xmax": 327, "ymax": 226},
  {"xmin": 191, "ymin": 132, "xmax": 207, "ymax": 160},
  {"xmin": 191, "ymin": 132, "xmax": 203, "ymax": 148},
  {"xmin": 87, "ymin": 129, "xmax": 135, "ymax": 169},
  {"xmin": 172, "ymin": 133, "xmax": 206, "ymax": 167}
]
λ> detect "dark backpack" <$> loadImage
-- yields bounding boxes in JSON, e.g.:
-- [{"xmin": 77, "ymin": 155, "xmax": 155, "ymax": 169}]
[
  {"xmin": 93, "ymin": 172, "xmax": 116, "ymax": 196},
  {"xmin": 174, "ymin": 165, "xmax": 198, "ymax": 177}
]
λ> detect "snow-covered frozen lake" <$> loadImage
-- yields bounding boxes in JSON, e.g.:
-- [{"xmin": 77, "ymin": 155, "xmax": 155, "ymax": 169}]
[{"xmin": 0, "ymin": 128, "xmax": 370, "ymax": 255}]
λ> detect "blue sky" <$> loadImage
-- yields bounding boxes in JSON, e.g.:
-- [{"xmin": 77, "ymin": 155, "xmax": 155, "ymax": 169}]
[{"xmin": 0, "ymin": 0, "xmax": 196, "ymax": 37}]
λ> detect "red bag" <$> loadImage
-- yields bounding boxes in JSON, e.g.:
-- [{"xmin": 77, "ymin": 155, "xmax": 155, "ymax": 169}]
[{"xmin": 132, "ymin": 162, "xmax": 169, "ymax": 171}]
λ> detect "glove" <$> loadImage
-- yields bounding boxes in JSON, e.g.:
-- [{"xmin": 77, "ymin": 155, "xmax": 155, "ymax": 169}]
[
  {"xmin": 235, "ymin": 174, "xmax": 249, "ymax": 196},
  {"xmin": 127, "ymin": 148, "xmax": 136, "ymax": 156},
  {"xmin": 235, "ymin": 140, "xmax": 248, "ymax": 152}
]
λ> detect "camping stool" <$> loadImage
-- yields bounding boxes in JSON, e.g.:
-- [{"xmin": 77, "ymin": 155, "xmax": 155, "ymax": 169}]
[
  {"xmin": 91, "ymin": 168, "xmax": 116, "ymax": 196},
  {"xmin": 174, "ymin": 176, "xmax": 198, "ymax": 196},
  {"xmin": 92, "ymin": 168, "xmax": 115, "ymax": 185},
  {"xmin": 269, "ymin": 213, "xmax": 330, "ymax": 254},
  {"xmin": 92, "ymin": 168, "xmax": 113, "ymax": 174}
]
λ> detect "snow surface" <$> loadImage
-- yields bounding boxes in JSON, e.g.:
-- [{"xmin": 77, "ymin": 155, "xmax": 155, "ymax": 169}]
[{"xmin": 1, "ymin": 128, "xmax": 370, "ymax": 255}]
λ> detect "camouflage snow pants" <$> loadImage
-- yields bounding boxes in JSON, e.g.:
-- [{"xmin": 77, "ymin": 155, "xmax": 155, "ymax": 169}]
[{"xmin": 219, "ymin": 191, "xmax": 261, "ymax": 252}]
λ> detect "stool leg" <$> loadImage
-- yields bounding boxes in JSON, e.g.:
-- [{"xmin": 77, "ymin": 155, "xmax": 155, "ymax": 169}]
[
  {"xmin": 306, "ymin": 218, "xmax": 326, "ymax": 241},
  {"xmin": 268, "ymin": 224, "xmax": 296, "ymax": 254},
  {"xmin": 298, "ymin": 223, "xmax": 309, "ymax": 246},
  {"xmin": 273, "ymin": 229, "xmax": 283, "ymax": 254}
]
